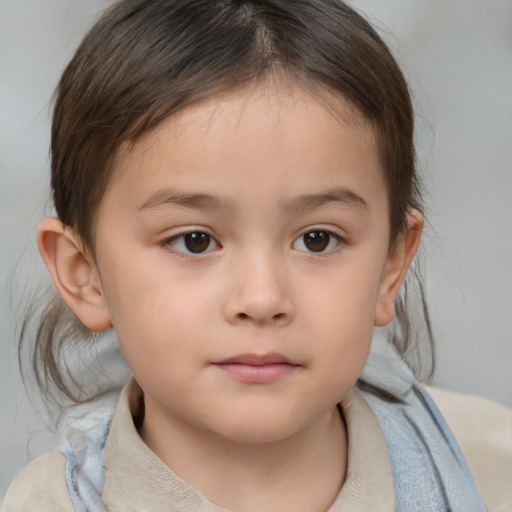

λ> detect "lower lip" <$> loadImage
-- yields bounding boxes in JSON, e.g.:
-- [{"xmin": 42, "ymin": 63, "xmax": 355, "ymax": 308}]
[{"xmin": 215, "ymin": 363, "xmax": 298, "ymax": 383}]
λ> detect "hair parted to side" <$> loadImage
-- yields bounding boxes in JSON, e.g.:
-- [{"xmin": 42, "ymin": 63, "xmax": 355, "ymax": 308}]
[{"xmin": 22, "ymin": 0, "xmax": 433, "ymax": 404}]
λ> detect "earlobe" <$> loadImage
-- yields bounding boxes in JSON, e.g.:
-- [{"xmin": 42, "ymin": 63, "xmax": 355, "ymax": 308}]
[
  {"xmin": 37, "ymin": 217, "xmax": 111, "ymax": 331},
  {"xmin": 374, "ymin": 210, "xmax": 424, "ymax": 327}
]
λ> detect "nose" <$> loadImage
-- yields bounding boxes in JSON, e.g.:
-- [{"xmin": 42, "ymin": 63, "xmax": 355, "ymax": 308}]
[{"xmin": 223, "ymin": 251, "xmax": 295, "ymax": 327}]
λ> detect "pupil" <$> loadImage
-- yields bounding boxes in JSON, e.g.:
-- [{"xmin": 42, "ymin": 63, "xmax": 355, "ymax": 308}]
[
  {"xmin": 304, "ymin": 231, "xmax": 329, "ymax": 252},
  {"xmin": 184, "ymin": 232, "xmax": 210, "ymax": 253}
]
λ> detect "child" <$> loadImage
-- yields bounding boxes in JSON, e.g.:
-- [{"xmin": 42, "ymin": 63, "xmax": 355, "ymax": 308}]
[{"xmin": 2, "ymin": 0, "xmax": 511, "ymax": 511}]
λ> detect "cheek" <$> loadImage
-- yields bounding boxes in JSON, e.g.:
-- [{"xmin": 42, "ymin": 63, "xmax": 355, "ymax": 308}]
[
  {"xmin": 98, "ymin": 238, "xmax": 208, "ymax": 324},
  {"xmin": 301, "ymin": 258, "xmax": 383, "ymax": 330},
  {"xmin": 297, "ymin": 258, "xmax": 383, "ymax": 386},
  {"xmin": 97, "ymin": 258, "xmax": 206, "ymax": 370},
  {"xmin": 108, "ymin": 284, "xmax": 209, "ymax": 350}
]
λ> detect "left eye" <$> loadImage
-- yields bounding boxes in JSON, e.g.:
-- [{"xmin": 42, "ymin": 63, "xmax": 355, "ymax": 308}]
[
  {"xmin": 292, "ymin": 230, "xmax": 342, "ymax": 253},
  {"xmin": 163, "ymin": 231, "xmax": 220, "ymax": 254}
]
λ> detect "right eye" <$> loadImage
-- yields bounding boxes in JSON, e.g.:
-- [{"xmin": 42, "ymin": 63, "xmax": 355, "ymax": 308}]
[
  {"xmin": 162, "ymin": 231, "xmax": 220, "ymax": 255},
  {"xmin": 292, "ymin": 229, "xmax": 343, "ymax": 254}
]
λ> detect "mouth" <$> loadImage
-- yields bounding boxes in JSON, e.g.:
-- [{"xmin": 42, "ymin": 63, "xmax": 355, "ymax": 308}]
[{"xmin": 213, "ymin": 353, "xmax": 300, "ymax": 383}]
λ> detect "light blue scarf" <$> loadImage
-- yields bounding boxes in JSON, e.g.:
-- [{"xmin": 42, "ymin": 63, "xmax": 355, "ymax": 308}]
[
  {"xmin": 59, "ymin": 336, "xmax": 487, "ymax": 512},
  {"xmin": 357, "ymin": 336, "xmax": 487, "ymax": 511},
  {"xmin": 60, "ymin": 422, "xmax": 109, "ymax": 512}
]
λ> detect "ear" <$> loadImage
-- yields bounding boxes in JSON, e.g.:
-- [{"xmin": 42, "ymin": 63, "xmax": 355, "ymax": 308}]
[
  {"xmin": 37, "ymin": 217, "xmax": 111, "ymax": 331},
  {"xmin": 374, "ymin": 210, "xmax": 424, "ymax": 327}
]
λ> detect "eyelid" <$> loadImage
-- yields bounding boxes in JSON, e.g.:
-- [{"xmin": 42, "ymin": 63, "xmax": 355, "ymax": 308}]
[
  {"xmin": 159, "ymin": 228, "xmax": 221, "ymax": 256},
  {"xmin": 292, "ymin": 227, "xmax": 345, "ymax": 254}
]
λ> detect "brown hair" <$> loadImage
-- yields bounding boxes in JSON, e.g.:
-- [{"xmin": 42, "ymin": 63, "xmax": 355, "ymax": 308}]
[{"xmin": 22, "ymin": 0, "xmax": 433, "ymax": 403}]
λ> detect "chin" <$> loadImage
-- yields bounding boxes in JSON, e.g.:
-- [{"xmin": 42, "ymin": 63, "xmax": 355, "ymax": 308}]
[
  {"xmin": 212, "ymin": 414, "xmax": 307, "ymax": 445},
  {"xmin": 224, "ymin": 428, "xmax": 296, "ymax": 445}
]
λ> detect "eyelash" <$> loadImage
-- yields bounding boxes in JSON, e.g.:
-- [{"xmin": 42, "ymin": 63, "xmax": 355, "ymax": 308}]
[
  {"xmin": 159, "ymin": 228, "xmax": 345, "ymax": 257},
  {"xmin": 292, "ymin": 229, "xmax": 344, "ymax": 255},
  {"xmin": 160, "ymin": 230, "xmax": 221, "ymax": 257}
]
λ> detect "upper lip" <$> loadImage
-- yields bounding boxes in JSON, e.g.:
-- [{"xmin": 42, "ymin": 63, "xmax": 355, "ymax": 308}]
[{"xmin": 215, "ymin": 353, "xmax": 296, "ymax": 366}]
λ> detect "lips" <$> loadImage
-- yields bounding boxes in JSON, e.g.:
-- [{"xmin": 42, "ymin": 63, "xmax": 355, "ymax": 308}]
[
  {"xmin": 213, "ymin": 353, "xmax": 300, "ymax": 383},
  {"xmin": 216, "ymin": 353, "xmax": 293, "ymax": 366}
]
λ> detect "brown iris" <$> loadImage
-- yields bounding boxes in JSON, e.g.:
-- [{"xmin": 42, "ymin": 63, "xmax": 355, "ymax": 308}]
[
  {"xmin": 303, "ymin": 231, "xmax": 330, "ymax": 252},
  {"xmin": 184, "ymin": 232, "xmax": 211, "ymax": 253}
]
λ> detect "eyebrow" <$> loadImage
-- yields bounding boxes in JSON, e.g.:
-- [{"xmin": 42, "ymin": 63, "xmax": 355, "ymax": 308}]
[
  {"xmin": 281, "ymin": 187, "xmax": 369, "ymax": 213},
  {"xmin": 138, "ymin": 190, "xmax": 236, "ymax": 212}
]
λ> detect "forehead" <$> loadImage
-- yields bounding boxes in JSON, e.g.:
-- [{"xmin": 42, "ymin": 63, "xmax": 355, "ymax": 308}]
[
  {"xmin": 118, "ymin": 81, "xmax": 374, "ymax": 157},
  {"xmin": 105, "ymin": 84, "xmax": 386, "ymax": 216}
]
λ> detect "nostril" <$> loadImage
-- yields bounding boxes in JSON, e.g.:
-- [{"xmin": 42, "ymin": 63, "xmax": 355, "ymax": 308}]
[{"xmin": 235, "ymin": 312, "xmax": 287, "ymax": 322}]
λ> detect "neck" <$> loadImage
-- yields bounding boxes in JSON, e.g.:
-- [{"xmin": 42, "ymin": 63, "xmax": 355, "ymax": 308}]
[{"xmin": 140, "ymin": 398, "xmax": 347, "ymax": 512}]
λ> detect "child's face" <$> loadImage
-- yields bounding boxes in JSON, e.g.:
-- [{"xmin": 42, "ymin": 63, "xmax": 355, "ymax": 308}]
[{"xmin": 90, "ymin": 85, "xmax": 409, "ymax": 443}]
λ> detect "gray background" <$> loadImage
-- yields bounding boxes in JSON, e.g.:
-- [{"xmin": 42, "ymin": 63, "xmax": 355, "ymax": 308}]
[{"xmin": 1, "ymin": 0, "xmax": 511, "ymax": 497}]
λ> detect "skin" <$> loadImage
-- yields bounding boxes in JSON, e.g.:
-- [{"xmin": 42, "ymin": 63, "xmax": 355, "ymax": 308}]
[{"xmin": 38, "ymin": 84, "xmax": 422, "ymax": 512}]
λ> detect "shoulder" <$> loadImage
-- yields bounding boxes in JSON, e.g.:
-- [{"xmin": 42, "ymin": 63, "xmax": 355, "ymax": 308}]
[
  {"xmin": 425, "ymin": 385, "xmax": 512, "ymax": 512},
  {"xmin": 1, "ymin": 449, "xmax": 74, "ymax": 512}
]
